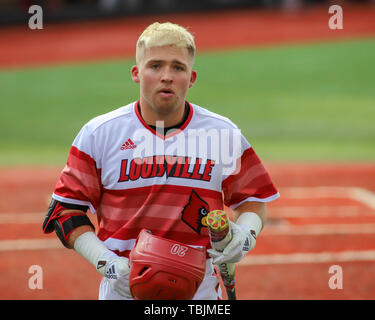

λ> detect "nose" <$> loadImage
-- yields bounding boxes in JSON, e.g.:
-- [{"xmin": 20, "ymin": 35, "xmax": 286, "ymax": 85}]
[{"xmin": 160, "ymin": 66, "xmax": 173, "ymax": 83}]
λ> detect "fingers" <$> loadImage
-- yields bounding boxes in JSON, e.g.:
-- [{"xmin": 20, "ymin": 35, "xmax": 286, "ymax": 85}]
[
  {"xmin": 115, "ymin": 258, "xmax": 131, "ymax": 297},
  {"xmin": 215, "ymin": 248, "xmax": 241, "ymax": 265},
  {"xmin": 117, "ymin": 257, "xmax": 130, "ymax": 276},
  {"xmin": 207, "ymin": 248, "xmax": 223, "ymax": 265},
  {"xmin": 207, "ymin": 249, "xmax": 223, "ymax": 265},
  {"xmin": 115, "ymin": 276, "xmax": 132, "ymax": 298},
  {"xmin": 106, "ymin": 257, "xmax": 132, "ymax": 298},
  {"xmin": 208, "ymin": 221, "xmax": 251, "ymax": 265},
  {"xmin": 208, "ymin": 246, "xmax": 241, "ymax": 265},
  {"xmin": 222, "ymin": 235, "xmax": 241, "ymax": 256}
]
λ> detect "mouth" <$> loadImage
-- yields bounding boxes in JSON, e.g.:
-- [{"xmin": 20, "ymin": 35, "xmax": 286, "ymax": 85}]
[{"xmin": 157, "ymin": 88, "xmax": 174, "ymax": 97}]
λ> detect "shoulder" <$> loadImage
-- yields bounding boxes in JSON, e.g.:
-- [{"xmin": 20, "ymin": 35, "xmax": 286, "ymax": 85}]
[{"xmin": 190, "ymin": 103, "xmax": 239, "ymax": 130}]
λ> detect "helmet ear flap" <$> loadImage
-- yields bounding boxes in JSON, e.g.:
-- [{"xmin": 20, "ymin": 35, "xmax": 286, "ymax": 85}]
[
  {"xmin": 129, "ymin": 229, "xmax": 206, "ymax": 300},
  {"xmin": 138, "ymin": 266, "xmax": 150, "ymax": 276}
]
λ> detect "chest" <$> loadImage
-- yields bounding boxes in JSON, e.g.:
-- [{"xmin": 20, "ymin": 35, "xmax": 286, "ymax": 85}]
[{"xmin": 94, "ymin": 127, "xmax": 239, "ymax": 191}]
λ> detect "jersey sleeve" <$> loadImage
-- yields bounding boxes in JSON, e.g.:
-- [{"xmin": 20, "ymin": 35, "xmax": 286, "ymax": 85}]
[
  {"xmin": 52, "ymin": 124, "xmax": 102, "ymax": 213},
  {"xmin": 221, "ymin": 135, "xmax": 279, "ymax": 210}
]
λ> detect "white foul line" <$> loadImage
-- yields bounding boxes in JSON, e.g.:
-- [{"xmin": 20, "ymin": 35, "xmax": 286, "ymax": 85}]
[
  {"xmin": 263, "ymin": 223, "xmax": 375, "ymax": 235},
  {"xmin": 239, "ymin": 250, "xmax": 375, "ymax": 266},
  {"xmin": 0, "ymin": 239, "xmax": 62, "ymax": 251},
  {"xmin": 268, "ymin": 206, "xmax": 367, "ymax": 218},
  {"xmin": 351, "ymin": 187, "xmax": 375, "ymax": 210},
  {"xmin": 279, "ymin": 187, "xmax": 375, "ymax": 210},
  {"xmin": 0, "ymin": 213, "xmax": 44, "ymax": 224}
]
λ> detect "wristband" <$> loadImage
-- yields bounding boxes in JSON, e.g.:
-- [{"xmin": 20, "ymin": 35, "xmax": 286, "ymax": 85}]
[
  {"xmin": 236, "ymin": 211, "xmax": 263, "ymax": 242},
  {"xmin": 73, "ymin": 231, "xmax": 117, "ymax": 276}
]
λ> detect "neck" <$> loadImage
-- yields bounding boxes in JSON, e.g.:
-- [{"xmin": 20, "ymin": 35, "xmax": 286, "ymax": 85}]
[{"xmin": 139, "ymin": 98, "xmax": 186, "ymax": 128}]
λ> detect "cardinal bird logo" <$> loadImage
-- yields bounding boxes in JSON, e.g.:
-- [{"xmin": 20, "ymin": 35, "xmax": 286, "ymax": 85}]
[{"xmin": 181, "ymin": 190, "xmax": 210, "ymax": 234}]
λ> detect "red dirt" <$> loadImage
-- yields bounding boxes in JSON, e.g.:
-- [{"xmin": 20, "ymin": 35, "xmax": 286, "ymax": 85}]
[
  {"xmin": 266, "ymin": 163, "xmax": 375, "ymax": 190},
  {"xmin": 237, "ymin": 261, "xmax": 375, "ymax": 300},
  {"xmin": 254, "ymin": 234, "xmax": 375, "ymax": 254},
  {"xmin": 0, "ymin": 167, "xmax": 62, "ymax": 213},
  {"xmin": 0, "ymin": 250, "xmax": 102, "ymax": 300}
]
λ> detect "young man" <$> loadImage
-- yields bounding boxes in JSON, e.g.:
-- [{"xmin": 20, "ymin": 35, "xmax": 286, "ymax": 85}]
[{"xmin": 43, "ymin": 22, "xmax": 279, "ymax": 300}]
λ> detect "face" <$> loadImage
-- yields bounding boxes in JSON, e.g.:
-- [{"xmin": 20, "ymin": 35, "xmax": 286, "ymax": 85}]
[{"xmin": 131, "ymin": 45, "xmax": 197, "ymax": 116}]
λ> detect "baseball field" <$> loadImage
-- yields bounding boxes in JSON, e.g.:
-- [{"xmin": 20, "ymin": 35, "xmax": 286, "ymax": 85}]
[{"xmin": 0, "ymin": 3, "xmax": 374, "ymax": 300}]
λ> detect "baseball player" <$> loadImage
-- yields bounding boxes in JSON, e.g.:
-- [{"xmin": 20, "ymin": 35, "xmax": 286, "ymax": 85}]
[{"xmin": 43, "ymin": 22, "xmax": 279, "ymax": 300}]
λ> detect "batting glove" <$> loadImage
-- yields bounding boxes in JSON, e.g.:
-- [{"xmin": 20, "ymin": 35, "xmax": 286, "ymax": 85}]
[
  {"xmin": 208, "ymin": 212, "xmax": 262, "ymax": 265},
  {"xmin": 96, "ymin": 250, "xmax": 132, "ymax": 299},
  {"xmin": 73, "ymin": 231, "xmax": 131, "ymax": 299}
]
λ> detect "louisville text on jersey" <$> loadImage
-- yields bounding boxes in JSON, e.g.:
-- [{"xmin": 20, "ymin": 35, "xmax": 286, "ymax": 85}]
[{"xmin": 118, "ymin": 155, "xmax": 215, "ymax": 182}]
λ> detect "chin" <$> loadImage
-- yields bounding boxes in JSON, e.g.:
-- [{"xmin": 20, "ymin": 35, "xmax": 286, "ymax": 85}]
[{"xmin": 154, "ymin": 99, "xmax": 179, "ymax": 114}]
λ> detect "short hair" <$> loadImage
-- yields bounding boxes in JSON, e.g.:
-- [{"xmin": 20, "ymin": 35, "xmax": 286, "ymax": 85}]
[{"xmin": 136, "ymin": 22, "xmax": 196, "ymax": 65}]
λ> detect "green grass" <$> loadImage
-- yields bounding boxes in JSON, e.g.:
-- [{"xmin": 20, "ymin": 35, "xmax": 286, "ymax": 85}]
[{"xmin": 0, "ymin": 38, "xmax": 374, "ymax": 165}]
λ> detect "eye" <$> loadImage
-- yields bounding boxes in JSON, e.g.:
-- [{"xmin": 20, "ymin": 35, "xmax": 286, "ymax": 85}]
[
  {"xmin": 200, "ymin": 208, "xmax": 208, "ymax": 215},
  {"xmin": 174, "ymin": 65, "xmax": 184, "ymax": 71},
  {"xmin": 151, "ymin": 64, "xmax": 160, "ymax": 70}
]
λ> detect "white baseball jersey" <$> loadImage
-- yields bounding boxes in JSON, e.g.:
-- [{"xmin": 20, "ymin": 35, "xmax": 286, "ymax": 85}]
[{"xmin": 52, "ymin": 101, "xmax": 279, "ymax": 258}]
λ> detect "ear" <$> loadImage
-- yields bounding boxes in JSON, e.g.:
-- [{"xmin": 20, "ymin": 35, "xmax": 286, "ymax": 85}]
[
  {"xmin": 188, "ymin": 70, "xmax": 197, "ymax": 88},
  {"xmin": 131, "ymin": 65, "xmax": 140, "ymax": 83}
]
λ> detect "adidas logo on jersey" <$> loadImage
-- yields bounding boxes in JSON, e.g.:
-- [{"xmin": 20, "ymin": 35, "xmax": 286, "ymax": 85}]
[{"xmin": 121, "ymin": 139, "xmax": 137, "ymax": 150}]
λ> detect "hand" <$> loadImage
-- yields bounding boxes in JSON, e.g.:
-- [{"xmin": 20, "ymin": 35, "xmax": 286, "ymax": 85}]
[
  {"xmin": 96, "ymin": 251, "xmax": 132, "ymax": 298},
  {"xmin": 208, "ymin": 221, "xmax": 255, "ymax": 265}
]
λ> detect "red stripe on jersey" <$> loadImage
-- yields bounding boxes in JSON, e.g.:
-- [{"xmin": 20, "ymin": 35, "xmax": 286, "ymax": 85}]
[
  {"xmin": 68, "ymin": 146, "xmax": 97, "ymax": 171},
  {"xmin": 104, "ymin": 184, "xmax": 221, "ymax": 199},
  {"xmin": 101, "ymin": 185, "xmax": 223, "ymax": 220},
  {"xmin": 222, "ymin": 147, "xmax": 278, "ymax": 207},
  {"xmin": 97, "ymin": 186, "xmax": 224, "ymax": 244},
  {"xmin": 100, "ymin": 193, "xmax": 223, "ymax": 219},
  {"xmin": 67, "ymin": 146, "xmax": 102, "ymax": 184},
  {"xmin": 54, "ymin": 146, "xmax": 102, "ymax": 211},
  {"xmin": 99, "ymin": 215, "xmax": 183, "ymax": 234},
  {"xmin": 98, "ymin": 228, "xmax": 210, "ymax": 250},
  {"xmin": 98, "ymin": 198, "xmax": 223, "ymax": 231}
]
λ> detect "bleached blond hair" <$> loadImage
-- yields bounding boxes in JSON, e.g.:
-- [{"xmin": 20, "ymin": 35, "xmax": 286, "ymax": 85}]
[{"xmin": 136, "ymin": 22, "xmax": 196, "ymax": 65}]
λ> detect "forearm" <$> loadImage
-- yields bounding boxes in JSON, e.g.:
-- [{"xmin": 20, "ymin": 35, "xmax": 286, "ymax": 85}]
[
  {"xmin": 59, "ymin": 210, "xmax": 113, "ymax": 274},
  {"xmin": 233, "ymin": 201, "xmax": 267, "ymax": 232},
  {"xmin": 59, "ymin": 210, "xmax": 95, "ymax": 248},
  {"xmin": 67, "ymin": 225, "xmax": 95, "ymax": 248}
]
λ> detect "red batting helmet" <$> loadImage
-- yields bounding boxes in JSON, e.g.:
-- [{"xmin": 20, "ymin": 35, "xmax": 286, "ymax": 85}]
[{"xmin": 129, "ymin": 229, "xmax": 206, "ymax": 300}]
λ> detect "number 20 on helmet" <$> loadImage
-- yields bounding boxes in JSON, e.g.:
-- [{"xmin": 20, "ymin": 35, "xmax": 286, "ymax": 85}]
[{"xmin": 129, "ymin": 229, "xmax": 206, "ymax": 300}]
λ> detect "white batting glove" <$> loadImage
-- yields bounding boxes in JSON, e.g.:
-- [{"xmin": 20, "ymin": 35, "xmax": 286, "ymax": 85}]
[
  {"xmin": 208, "ymin": 212, "xmax": 262, "ymax": 265},
  {"xmin": 73, "ymin": 232, "xmax": 131, "ymax": 299},
  {"xmin": 208, "ymin": 221, "xmax": 254, "ymax": 264},
  {"xmin": 96, "ymin": 251, "xmax": 131, "ymax": 298}
]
